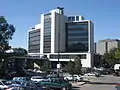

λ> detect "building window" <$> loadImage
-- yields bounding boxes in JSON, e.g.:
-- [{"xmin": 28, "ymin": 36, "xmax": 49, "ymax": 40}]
[
  {"xmin": 68, "ymin": 17, "xmax": 71, "ymax": 21},
  {"xmin": 76, "ymin": 16, "xmax": 79, "ymax": 21},
  {"xmin": 49, "ymin": 54, "xmax": 86, "ymax": 59},
  {"xmin": 71, "ymin": 16, "xmax": 75, "ymax": 21},
  {"xmin": 66, "ymin": 21, "xmax": 89, "ymax": 52},
  {"xmin": 43, "ymin": 15, "xmax": 51, "ymax": 53}
]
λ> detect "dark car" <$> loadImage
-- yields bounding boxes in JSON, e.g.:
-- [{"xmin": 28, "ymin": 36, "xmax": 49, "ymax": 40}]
[{"xmin": 36, "ymin": 78, "xmax": 72, "ymax": 90}]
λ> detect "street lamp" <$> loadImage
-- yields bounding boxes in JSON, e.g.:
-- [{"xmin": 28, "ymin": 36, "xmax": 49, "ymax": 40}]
[{"xmin": 57, "ymin": 7, "xmax": 64, "ymax": 77}]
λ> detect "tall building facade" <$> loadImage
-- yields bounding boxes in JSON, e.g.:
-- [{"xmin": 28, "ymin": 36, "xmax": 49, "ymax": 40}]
[
  {"xmin": 66, "ymin": 20, "xmax": 94, "ymax": 53},
  {"xmin": 28, "ymin": 9, "xmax": 94, "ymax": 68},
  {"xmin": 96, "ymin": 39, "xmax": 120, "ymax": 55},
  {"xmin": 28, "ymin": 24, "xmax": 41, "ymax": 53}
]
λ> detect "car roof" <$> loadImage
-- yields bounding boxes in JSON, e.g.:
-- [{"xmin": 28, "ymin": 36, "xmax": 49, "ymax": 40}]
[
  {"xmin": 0, "ymin": 79, "xmax": 6, "ymax": 81},
  {"xmin": 32, "ymin": 76, "xmax": 42, "ymax": 77}
]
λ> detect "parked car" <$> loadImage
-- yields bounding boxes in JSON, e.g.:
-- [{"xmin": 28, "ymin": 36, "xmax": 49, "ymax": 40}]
[
  {"xmin": 0, "ymin": 79, "xmax": 12, "ymax": 89},
  {"xmin": 64, "ymin": 75, "xmax": 83, "ymax": 81},
  {"xmin": 85, "ymin": 71, "xmax": 101, "ymax": 77},
  {"xmin": 115, "ymin": 82, "xmax": 120, "ymax": 90},
  {"xmin": 8, "ymin": 81, "xmax": 42, "ymax": 90},
  {"xmin": 36, "ymin": 78, "xmax": 72, "ymax": 90},
  {"xmin": 31, "ymin": 76, "xmax": 48, "ymax": 82},
  {"xmin": 12, "ymin": 77, "xmax": 30, "ymax": 82},
  {"xmin": 84, "ymin": 72, "xmax": 96, "ymax": 76}
]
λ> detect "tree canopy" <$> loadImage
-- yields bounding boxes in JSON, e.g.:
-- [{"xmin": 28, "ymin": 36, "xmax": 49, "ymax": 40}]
[
  {"xmin": 66, "ymin": 60, "xmax": 75, "ymax": 75},
  {"xmin": 103, "ymin": 48, "xmax": 120, "ymax": 68},
  {"xmin": 0, "ymin": 16, "xmax": 15, "ymax": 52},
  {"xmin": 74, "ymin": 56, "xmax": 82, "ymax": 76},
  {"xmin": 66, "ymin": 56, "xmax": 82, "ymax": 76}
]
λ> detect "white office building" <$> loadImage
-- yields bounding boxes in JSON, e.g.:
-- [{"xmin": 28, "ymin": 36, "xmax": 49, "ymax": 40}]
[{"xmin": 28, "ymin": 9, "xmax": 94, "ymax": 68}]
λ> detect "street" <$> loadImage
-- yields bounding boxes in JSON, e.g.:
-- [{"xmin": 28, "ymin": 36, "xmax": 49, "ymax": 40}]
[{"xmin": 72, "ymin": 75, "xmax": 120, "ymax": 90}]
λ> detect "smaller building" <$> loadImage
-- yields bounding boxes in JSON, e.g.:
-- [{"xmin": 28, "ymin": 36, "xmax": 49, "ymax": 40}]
[
  {"xmin": 28, "ymin": 24, "xmax": 41, "ymax": 53},
  {"xmin": 96, "ymin": 39, "xmax": 120, "ymax": 55}
]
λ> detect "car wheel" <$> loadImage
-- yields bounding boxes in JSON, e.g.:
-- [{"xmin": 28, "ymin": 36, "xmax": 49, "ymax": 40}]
[
  {"xmin": 66, "ymin": 78, "xmax": 69, "ymax": 81},
  {"xmin": 61, "ymin": 87, "xmax": 67, "ymax": 90},
  {"xmin": 76, "ymin": 79, "xmax": 79, "ymax": 82}
]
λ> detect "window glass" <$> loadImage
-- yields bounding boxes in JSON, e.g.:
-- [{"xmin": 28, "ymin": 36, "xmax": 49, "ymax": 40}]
[
  {"xmin": 71, "ymin": 16, "xmax": 75, "ymax": 21},
  {"xmin": 68, "ymin": 17, "xmax": 71, "ymax": 21},
  {"xmin": 76, "ymin": 16, "xmax": 79, "ymax": 21}
]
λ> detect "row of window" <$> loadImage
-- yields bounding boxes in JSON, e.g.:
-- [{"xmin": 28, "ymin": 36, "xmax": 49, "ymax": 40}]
[
  {"xmin": 68, "ymin": 41, "xmax": 88, "ymax": 45},
  {"xmin": 68, "ymin": 28, "xmax": 88, "ymax": 31},
  {"xmin": 43, "ymin": 17, "xmax": 51, "ymax": 53},
  {"xmin": 29, "ymin": 32, "xmax": 40, "ymax": 38},
  {"xmin": 68, "ymin": 29, "xmax": 88, "ymax": 32},
  {"xmin": 43, "ymin": 48, "xmax": 51, "ymax": 53},
  {"xmin": 29, "ymin": 40, "xmax": 40, "ymax": 45},
  {"xmin": 67, "ymin": 25, "xmax": 88, "ymax": 29},
  {"xmin": 29, "ymin": 45, "xmax": 40, "ymax": 50},
  {"xmin": 29, "ymin": 29, "xmax": 40, "ymax": 34},
  {"xmin": 29, "ymin": 36, "xmax": 40, "ymax": 42},
  {"xmin": 68, "ymin": 41, "xmax": 88, "ymax": 44},
  {"xmin": 29, "ymin": 49, "xmax": 40, "ymax": 53},
  {"xmin": 66, "ymin": 47, "xmax": 88, "ymax": 52},
  {"xmin": 44, "ymin": 19, "xmax": 51, "ymax": 23},
  {"xmin": 68, "ymin": 35, "xmax": 88, "ymax": 39},
  {"xmin": 67, "ymin": 16, "xmax": 79, "ymax": 21},
  {"xmin": 44, "ymin": 29, "xmax": 51, "ymax": 33},
  {"xmin": 44, "ymin": 26, "xmax": 51, "ymax": 29},
  {"xmin": 68, "ymin": 33, "xmax": 88, "ymax": 36},
  {"xmin": 49, "ymin": 54, "xmax": 86, "ymax": 59},
  {"xmin": 68, "ymin": 38, "xmax": 88, "ymax": 41},
  {"xmin": 68, "ymin": 22, "xmax": 88, "ymax": 25}
]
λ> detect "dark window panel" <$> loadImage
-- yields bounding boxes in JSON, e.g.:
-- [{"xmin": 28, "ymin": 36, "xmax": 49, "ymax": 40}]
[{"xmin": 76, "ymin": 16, "xmax": 79, "ymax": 21}]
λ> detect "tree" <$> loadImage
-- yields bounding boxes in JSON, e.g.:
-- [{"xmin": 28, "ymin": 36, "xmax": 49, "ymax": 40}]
[
  {"xmin": 115, "ymin": 48, "xmax": 120, "ymax": 61},
  {"xmin": 74, "ymin": 56, "xmax": 82, "ymax": 76},
  {"xmin": 0, "ymin": 16, "xmax": 15, "ymax": 52},
  {"xmin": 40, "ymin": 59, "xmax": 50, "ymax": 73},
  {"xmin": 103, "ymin": 48, "xmax": 119, "ymax": 68},
  {"xmin": 66, "ymin": 60, "xmax": 75, "ymax": 75},
  {"xmin": 0, "ymin": 16, "xmax": 15, "ymax": 76}
]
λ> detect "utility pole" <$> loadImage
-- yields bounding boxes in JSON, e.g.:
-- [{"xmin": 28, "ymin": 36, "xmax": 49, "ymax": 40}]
[{"xmin": 57, "ymin": 7, "xmax": 64, "ymax": 77}]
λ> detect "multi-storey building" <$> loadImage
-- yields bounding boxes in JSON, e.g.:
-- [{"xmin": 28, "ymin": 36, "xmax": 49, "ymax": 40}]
[
  {"xmin": 28, "ymin": 24, "xmax": 41, "ymax": 53},
  {"xmin": 28, "ymin": 9, "xmax": 94, "ymax": 68},
  {"xmin": 96, "ymin": 39, "xmax": 120, "ymax": 55}
]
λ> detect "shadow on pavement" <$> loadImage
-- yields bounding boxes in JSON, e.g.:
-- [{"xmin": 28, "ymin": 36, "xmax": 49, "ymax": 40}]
[
  {"xmin": 72, "ymin": 86, "xmax": 81, "ymax": 90},
  {"xmin": 88, "ymin": 82, "xmax": 117, "ymax": 85}
]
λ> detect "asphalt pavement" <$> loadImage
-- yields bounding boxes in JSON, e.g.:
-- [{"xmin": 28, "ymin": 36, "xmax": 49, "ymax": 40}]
[{"xmin": 72, "ymin": 75, "xmax": 120, "ymax": 90}]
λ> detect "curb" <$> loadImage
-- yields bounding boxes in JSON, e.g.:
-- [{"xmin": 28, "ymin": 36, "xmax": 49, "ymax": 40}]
[
  {"xmin": 80, "ymin": 82, "xmax": 86, "ymax": 86},
  {"xmin": 71, "ymin": 82, "xmax": 86, "ymax": 86}
]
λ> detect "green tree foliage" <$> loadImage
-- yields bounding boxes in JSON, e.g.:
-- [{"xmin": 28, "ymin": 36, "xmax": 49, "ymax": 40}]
[
  {"xmin": 66, "ymin": 60, "xmax": 75, "ymax": 75},
  {"xmin": 13, "ymin": 47, "xmax": 27, "ymax": 55},
  {"xmin": 74, "ymin": 56, "xmax": 82, "ymax": 76},
  {"xmin": 0, "ymin": 16, "xmax": 15, "ymax": 76},
  {"xmin": 0, "ymin": 16, "xmax": 15, "ymax": 52},
  {"xmin": 103, "ymin": 48, "xmax": 120, "ymax": 67},
  {"xmin": 40, "ymin": 59, "xmax": 50, "ymax": 73},
  {"xmin": 115, "ymin": 48, "xmax": 120, "ymax": 60}
]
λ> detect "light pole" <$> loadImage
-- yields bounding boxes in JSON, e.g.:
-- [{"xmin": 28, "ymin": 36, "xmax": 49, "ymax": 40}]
[{"xmin": 57, "ymin": 7, "xmax": 64, "ymax": 77}]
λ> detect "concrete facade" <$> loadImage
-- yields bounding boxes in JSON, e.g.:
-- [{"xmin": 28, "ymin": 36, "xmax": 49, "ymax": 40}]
[
  {"xmin": 28, "ymin": 9, "xmax": 94, "ymax": 68},
  {"xmin": 96, "ymin": 39, "xmax": 120, "ymax": 55}
]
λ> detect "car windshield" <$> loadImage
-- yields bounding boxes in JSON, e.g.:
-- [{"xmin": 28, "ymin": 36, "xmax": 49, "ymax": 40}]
[{"xmin": 2, "ymin": 81, "xmax": 11, "ymax": 85}]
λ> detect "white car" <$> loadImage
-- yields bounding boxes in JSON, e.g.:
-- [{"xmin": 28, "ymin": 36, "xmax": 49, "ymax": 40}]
[
  {"xmin": 84, "ymin": 72, "xmax": 96, "ymax": 76},
  {"xmin": 64, "ymin": 75, "xmax": 83, "ymax": 81},
  {"xmin": 31, "ymin": 76, "xmax": 47, "ymax": 82},
  {"xmin": 0, "ymin": 79, "xmax": 12, "ymax": 89}
]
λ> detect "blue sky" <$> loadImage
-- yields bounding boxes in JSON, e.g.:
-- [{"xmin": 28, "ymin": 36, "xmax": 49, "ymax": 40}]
[{"xmin": 0, "ymin": 0, "xmax": 120, "ymax": 49}]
